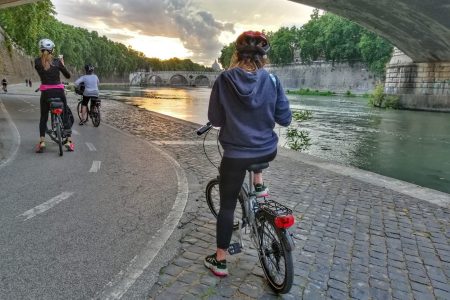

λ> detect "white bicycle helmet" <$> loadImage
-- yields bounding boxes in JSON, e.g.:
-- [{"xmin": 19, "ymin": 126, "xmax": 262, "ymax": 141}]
[{"xmin": 39, "ymin": 38, "xmax": 55, "ymax": 52}]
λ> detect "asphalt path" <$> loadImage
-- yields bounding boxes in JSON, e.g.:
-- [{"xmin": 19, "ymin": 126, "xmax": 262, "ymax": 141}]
[{"xmin": 0, "ymin": 88, "xmax": 185, "ymax": 299}]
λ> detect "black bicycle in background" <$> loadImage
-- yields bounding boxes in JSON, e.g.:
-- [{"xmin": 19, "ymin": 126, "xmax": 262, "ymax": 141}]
[
  {"xmin": 76, "ymin": 94, "xmax": 101, "ymax": 127},
  {"xmin": 197, "ymin": 122, "xmax": 295, "ymax": 294}
]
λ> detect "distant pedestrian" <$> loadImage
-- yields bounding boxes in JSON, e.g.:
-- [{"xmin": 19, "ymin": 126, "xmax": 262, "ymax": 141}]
[
  {"xmin": 2, "ymin": 78, "xmax": 8, "ymax": 92},
  {"xmin": 29, "ymin": 79, "xmax": 32, "ymax": 87},
  {"xmin": 25, "ymin": 79, "xmax": 29, "ymax": 87}
]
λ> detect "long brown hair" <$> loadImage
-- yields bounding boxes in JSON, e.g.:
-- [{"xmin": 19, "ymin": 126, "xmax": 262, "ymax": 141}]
[
  {"xmin": 40, "ymin": 50, "xmax": 53, "ymax": 70},
  {"xmin": 228, "ymin": 50, "xmax": 269, "ymax": 72}
]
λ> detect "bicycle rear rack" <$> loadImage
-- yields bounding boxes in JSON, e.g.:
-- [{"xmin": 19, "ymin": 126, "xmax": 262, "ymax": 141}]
[{"xmin": 258, "ymin": 199, "xmax": 293, "ymax": 217}]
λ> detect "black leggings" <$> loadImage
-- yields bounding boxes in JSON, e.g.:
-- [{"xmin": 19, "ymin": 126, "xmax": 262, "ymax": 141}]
[
  {"xmin": 217, "ymin": 150, "xmax": 277, "ymax": 249},
  {"xmin": 39, "ymin": 89, "xmax": 71, "ymax": 137}
]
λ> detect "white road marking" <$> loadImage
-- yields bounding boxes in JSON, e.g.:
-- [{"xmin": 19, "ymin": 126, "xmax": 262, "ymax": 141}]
[
  {"xmin": 89, "ymin": 161, "xmax": 101, "ymax": 172},
  {"xmin": 0, "ymin": 100, "xmax": 21, "ymax": 170},
  {"xmin": 72, "ymin": 129, "xmax": 80, "ymax": 135},
  {"xmin": 99, "ymin": 124, "xmax": 189, "ymax": 300},
  {"xmin": 86, "ymin": 142, "xmax": 97, "ymax": 151},
  {"xmin": 18, "ymin": 192, "xmax": 74, "ymax": 221}
]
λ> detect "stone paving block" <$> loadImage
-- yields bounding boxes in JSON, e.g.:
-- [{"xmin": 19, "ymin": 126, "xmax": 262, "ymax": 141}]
[
  {"xmin": 188, "ymin": 283, "xmax": 211, "ymax": 296},
  {"xmin": 434, "ymin": 288, "xmax": 450, "ymax": 300},
  {"xmin": 162, "ymin": 264, "xmax": 184, "ymax": 277},
  {"xmin": 370, "ymin": 287, "xmax": 392, "ymax": 300},
  {"xmin": 239, "ymin": 283, "xmax": 261, "ymax": 298}
]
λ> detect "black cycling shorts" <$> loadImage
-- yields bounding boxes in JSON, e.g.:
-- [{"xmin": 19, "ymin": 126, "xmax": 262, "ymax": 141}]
[{"xmin": 81, "ymin": 96, "xmax": 98, "ymax": 106}]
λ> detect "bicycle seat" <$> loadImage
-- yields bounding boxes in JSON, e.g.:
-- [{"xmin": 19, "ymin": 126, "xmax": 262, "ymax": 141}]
[
  {"xmin": 49, "ymin": 101, "xmax": 64, "ymax": 109},
  {"xmin": 247, "ymin": 162, "xmax": 269, "ymax": 172}
]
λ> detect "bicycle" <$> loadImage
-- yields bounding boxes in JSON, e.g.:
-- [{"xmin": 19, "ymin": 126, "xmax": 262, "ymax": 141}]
[
  {"xmin": 76, "ymin": 95, "xmax": 101, "ymax": 127},
  {"xmin": 46, "ymin": 97, "xmax": 68, "ymax": 156},
  {"xmin": 197, "ymin": 122, "xmax": 295, "ymax": 294}
]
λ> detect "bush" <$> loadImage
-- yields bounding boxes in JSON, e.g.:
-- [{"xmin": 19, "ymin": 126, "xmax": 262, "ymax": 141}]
[{"xmin": 368, "ymin": 84, "xmax": 400, "ymax": 108}]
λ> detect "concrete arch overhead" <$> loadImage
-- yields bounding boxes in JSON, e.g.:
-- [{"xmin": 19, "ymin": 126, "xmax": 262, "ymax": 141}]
[
  {"xmin": 170, "ymin": 74, "xmax": 189, "ymax": 86},
  {"xmin": 290, "ymin": 0, "xmax": 450, "ymax": 62},
  {"xmin": 194, "ymin": 75, "xmax": 210, "ymax": 86}
]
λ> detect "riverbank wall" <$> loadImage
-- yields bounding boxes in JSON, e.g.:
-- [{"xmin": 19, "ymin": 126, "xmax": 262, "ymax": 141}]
[{"xmin": 266, "ymin": 62, "xmax": 378, "ymax": 94}]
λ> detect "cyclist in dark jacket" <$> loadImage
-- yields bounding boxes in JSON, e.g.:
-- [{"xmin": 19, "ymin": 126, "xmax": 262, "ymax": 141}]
[
  {"xmin": 35, "ymin": 38, "xmax": 74, "ymax": 153},
  {"xmin": 204, "ymin": 31, "xmax": 292, "ymax": 276}
]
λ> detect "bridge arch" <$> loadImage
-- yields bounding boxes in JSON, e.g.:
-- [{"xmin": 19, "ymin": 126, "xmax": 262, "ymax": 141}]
[
  {"xmin": 194, "ymin": 75, "xmax": 210, "ymax": 87},
  {"xmin": 148, "ymin": 75, "xmax": 163, "ymax": 86},
  {"xmin": 170, "ymin": 74, "xmax": 189, "ymax": 86}
]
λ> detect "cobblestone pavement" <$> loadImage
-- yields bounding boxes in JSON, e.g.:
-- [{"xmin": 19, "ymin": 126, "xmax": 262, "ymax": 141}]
[{"xmin": 73, "ymin": 95, "xmax": 450, "ymax": 300}]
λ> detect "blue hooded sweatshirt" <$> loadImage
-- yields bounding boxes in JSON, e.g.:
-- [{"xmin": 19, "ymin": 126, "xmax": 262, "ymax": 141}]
[{"xmin": 208, "ymin": 67, "xmax": 292, "ymax": 158}]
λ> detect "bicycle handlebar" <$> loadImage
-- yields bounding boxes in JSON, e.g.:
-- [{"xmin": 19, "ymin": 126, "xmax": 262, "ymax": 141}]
[{"xmin": 196, "ymin": 122, "xmax": 212, "ymax": 136}]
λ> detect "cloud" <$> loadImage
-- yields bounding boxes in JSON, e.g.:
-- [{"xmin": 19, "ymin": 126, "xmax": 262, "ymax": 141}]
[{"xmin": 53, "ymin": 0, "xmax": 235, "ymax": 64}]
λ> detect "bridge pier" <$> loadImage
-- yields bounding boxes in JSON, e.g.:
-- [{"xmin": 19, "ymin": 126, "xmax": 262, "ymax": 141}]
[{"xmin": 385, "ymin": 49, "xmax": 450, "ymax": 111}]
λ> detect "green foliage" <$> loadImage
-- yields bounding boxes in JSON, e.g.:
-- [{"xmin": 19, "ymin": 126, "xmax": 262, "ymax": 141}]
[
  {"xmin": 359, "ymin": 31, "xmax": 393, "ymax": 75},
  {"xmin": 287, "ymin": 88, "xmax": 334, "ymax": 96},
  {"xmin": 284, "ymin": 109, "xmax": 312, "ymax": 151},
  {"xmin": 0, "ymin": 1, "xmax": 211, "ymax": 78},
  {"xmin": 266, "ymin": 27, "xmax": 300, "ymax": 65},
  {"xmin": 345, "ymin": 90, "xmax": 355, "ymax": 97},
  {"xmin": 218, "ymin": 42, "xmax": 235, "ymax": 69},
  {"xmin": 219, "ymin": 11, "xmax": 393, "ymax": 75},
  {"xmin": 368, "ymin": 84, "xmax": 400, "ymax": 108}
]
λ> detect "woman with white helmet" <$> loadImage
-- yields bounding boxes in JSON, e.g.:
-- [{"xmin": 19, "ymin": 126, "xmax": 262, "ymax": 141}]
[{"xmin": 34, "ymin": 38, "xmax": 74, "ymax": 153}]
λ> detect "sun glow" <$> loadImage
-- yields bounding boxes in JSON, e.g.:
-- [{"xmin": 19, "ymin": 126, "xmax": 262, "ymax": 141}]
[{"xmin": 127, "ymin": 35, "xmax": 193, "ymax": 60}]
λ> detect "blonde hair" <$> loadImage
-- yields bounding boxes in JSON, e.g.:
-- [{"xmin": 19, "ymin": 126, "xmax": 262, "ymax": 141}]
[
  {"xmin": 40, "ymin": 50, "xmax": 53, "ymax": 70},
  {"xmin": 228, "ymin": 50, "xmax": 268, "ymax": 71}
]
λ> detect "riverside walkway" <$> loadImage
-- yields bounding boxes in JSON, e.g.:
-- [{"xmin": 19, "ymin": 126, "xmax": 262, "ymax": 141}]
[
  {"xmin": 97, "ymin": 95, "xmax": 450, "ymax": 299},
  {"xmin": 2, "ymin": 85, "xmax": 449, "ymax": 299}
]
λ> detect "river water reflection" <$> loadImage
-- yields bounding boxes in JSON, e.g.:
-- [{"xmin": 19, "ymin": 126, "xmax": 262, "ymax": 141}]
[{"xmin": 100, "ymin": 86, "xmax": 450, "ymax": 194}]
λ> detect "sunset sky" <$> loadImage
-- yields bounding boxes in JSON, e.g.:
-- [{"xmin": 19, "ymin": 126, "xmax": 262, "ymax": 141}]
[{"xmin": 51, "ymin": 0, "xmax": 314, "ymax": 66}]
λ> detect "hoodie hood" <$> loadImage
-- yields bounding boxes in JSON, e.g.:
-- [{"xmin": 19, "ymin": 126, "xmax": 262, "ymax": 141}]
[{"xmin": 222, "ymin": 68, "xmax": 272, "ymax": 108}]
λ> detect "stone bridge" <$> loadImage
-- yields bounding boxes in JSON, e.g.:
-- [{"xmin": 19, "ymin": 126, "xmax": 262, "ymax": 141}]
[
  {"xmin": 129, "ymin": 71, "xmax": 221, "ymax": 87},
  {"xmin": 290, "ymin": 0, "xmax": 450, "ymax": 111}
]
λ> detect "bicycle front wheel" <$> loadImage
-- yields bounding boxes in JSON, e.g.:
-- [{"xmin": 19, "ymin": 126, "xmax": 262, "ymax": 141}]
[
  {"xmin": 205, "ymin": 178, "xmax": 244, "ymax": 230},
  {"xmin": 77, "ymin": 101, "xmax": 82, "ymax": 121},
  {"xmin": 257, "ymin": 215, "xmax": 293, "ymax": 294}
]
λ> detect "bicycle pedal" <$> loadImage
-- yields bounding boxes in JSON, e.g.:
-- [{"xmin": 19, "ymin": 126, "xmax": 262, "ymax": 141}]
[{"xmin": 228, "ymin": 242, "xmax": 242, "ymax": 255}]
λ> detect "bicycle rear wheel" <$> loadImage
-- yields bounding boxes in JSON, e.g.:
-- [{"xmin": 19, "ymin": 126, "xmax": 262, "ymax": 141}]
[
  {"xmin": 91, "ymin": 106, "xmax": 101, "ymax": 127},
  {"xmin": 205, "ymin": 178, "xmax": 244, "ymax": 230},
  {"xmin": 55, "ymin": 120, "xmax": 63, "ymax": 156},
  {"xmin": 256, "ymin": 215, "xmax": 293, "ymax": 294}
]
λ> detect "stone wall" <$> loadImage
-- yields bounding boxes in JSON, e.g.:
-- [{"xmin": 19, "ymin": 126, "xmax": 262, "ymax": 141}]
[
  {"xmin": 266, "ymin": 62, "xmax": 378, "ymax": 93},
  {"xmin": 385, "ymin": 48, "xmax": 450, "ymax": 111}
]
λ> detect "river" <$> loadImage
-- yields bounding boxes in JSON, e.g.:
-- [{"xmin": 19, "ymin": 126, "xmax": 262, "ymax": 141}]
[{"xmin": 100, "ymin": 85, "xmax": 450, "ymax": 194}]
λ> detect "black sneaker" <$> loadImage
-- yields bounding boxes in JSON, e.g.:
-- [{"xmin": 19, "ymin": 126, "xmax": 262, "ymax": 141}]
[
  {"xmin": 254, "ymin": 183, "xmax": 269, "ymax": 197},
  {"xmin": 204, "ymin": 253, "xmax": 228, "ymax": 276}
]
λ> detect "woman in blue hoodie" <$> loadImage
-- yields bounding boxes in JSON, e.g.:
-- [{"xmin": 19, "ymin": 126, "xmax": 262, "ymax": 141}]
[{"xmin": 204, "ymin": 31, "xmax": 292, "ymax": 276}]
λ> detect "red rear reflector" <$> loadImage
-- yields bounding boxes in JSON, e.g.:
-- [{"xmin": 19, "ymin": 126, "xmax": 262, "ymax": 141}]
[
  {"xmin": 52, "ymin": 108, "xmax": 63, "ymax": 115},
  {"xmin": 274, "ymin": 215, "xmax": 295, "ymax": 229}
]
